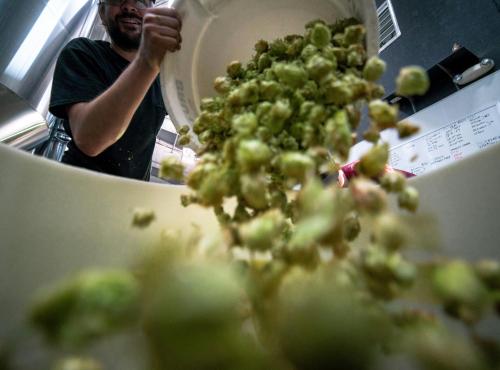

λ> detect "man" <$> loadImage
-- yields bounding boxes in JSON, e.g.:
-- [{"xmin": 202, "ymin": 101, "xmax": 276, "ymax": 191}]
[{"xmin": 49, "ymin": 0, "xmax": 182, "ymax": 180}]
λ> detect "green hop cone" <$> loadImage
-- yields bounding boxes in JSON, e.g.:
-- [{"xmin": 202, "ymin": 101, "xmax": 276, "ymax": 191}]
[
  {"xmin": 299, "ymin": 101, "xmax": 315, "ymax": 120},
  {"xmin": 279, "ymin": 132, "xmax": 299, "ymax": 151},
  {"xmin": 333, "ymin": 32, "xmax": 346, "ymax": 47},
  {"xmin": 239, "ymin": 210, "xmax": 285, "ymax": 251},
  {"xmin": 273, "ymin": 62, "xmax": 308, "ymax": 88},
  {"xmin": 321, "ymin": 45, "xmax": 336, "ymax": 62},
  {"xmin": 213, "ymin": 76, "xmax": 232, "ymax": 94},
  {"xmin": 259, "ymin": 80, "xmax": 282, "ymax": 101},
  {"xmin": 269, "ymin": 38, "xmax": 288, "ymax": 58},
  {"xmin": 433, "ymin": 260, "xmax": 489, "ymax": 323},
  {"xmin": 433, "ymin": 261, "xmax": 488, "ymax": 304},
  {"xmin": 257, "ymin": 126, "xmax": 273, "ymax": 142},
  {"xmin": 398, "ymin": 186, "xmax": 419, "ymax": 212},
  {"xmin": 276, "ymin": 279, "xmax": 389, "ymax": 370},
  {"xmin": 343, "ymin": 212, "xmax": 361, "ymax": 242},
  {"xmin": 363, "ymin": 127, "xmax": 381, "ymax": 143},
  {"xmin": 380, "ymin": 171, "xmax": 407, "ymax": 193},
  {"xmin": 269, "ymin": 188, "xmax": 288, "ymax": 210},
  {"xmin": 325, "ymin": 109, "xmax": 353, "ymax": 160},
  {"xmin": 308, "ymin": 104, "xmax": 327, "ymax": 125},
  {"xmin": 305, "ymin": 19, "xmax": 327, "ymax": 30},
  {"xmin": 301, "ymin": 44, "xmax": 319, "ymax": 61},
  {"xmin": 344, "ymin": 24, "xmax": 366, "ymax": 45},
  {"xmin": 373, "ymin": 213, "xmax": 408, "ymax": 251},
  {"xmin": 310, "ymin": 22, "xmax": 332, "ymax": 49},
  {"xmin": 296, "ymin": 177, "xmax": 336, "ymax": 219},
  {"xmin": 178, "ymin": 135, "xmax": 191, "ymax": 146},
  {"xmin": 332, "ymin": 46, "xmax": 347, "ymax": 64},
  {"xmin": 186, "ymin": 162, "xmax": 216, "ymax": 190},
  {"xmin": 396, "ymin": 66, "xmax": 430, "ymax": 96},
  {"xmin": 368, "ymin": 100, "xmax": 399, "ymax": 129},
  {"xmin": 343, "ymin": 73, "xmax": 368, "ymax": 99},
  {"xmin": 300, "ymin": 80, "xmax": 320, "ymax": 100},
  {"xmin": 256, "ymin": 100, "xmax": 272, "ymax": 118},
  {"xmin": 233, "ymin": 202, "xmax": 251, "ymax": 223},
  {"xmin": 286, "ymin": 217, "xmax": 327, "ymax": 266},
  {"xmin": 347, "ymin": 49, "xmax": 364, "ymax": 67},
  {"xmin": 178, "ymin": 125, "xmax": 190, "ymax": 135},
  {"xmin": 357, "ymin": 143, "xmax": 389, "ymax": 178},
  {"xmin": 132, "ymin": 208, "xmax": 155, "ymax": 228},
  {"xmin": 387, "ymin": 253, "xmax": 417, "ymax": 287},
  {"xmin": 193, "ymin": 111, "xmax": 216, "ymax": 134},
  {"xmin": 323, "ymin": 80, "xmax": 353, "ymax": 106},
  {"xmin": 180, "ymin": 194, "xmax": 197, "ymax": 207},
  {"xmin": 30, "ymin": 270, "xmax": 140, "ymax": 348},
  {"xmin": 228, "ymin": 80, "xmax": 259, "ymax": 106},
  {"xmin": 402, "ymin": 324, "xmax": 488, "ymax": 370},
  {"xmin": 159, "ymin": 156, "xmax": 185, "ymax": 182},
  {"xmin": 306, "ymin": 54, "xmax": 336, "ymax": 82},
  {"xmin": 143, "ymin": 263, "xmax": 257, "ymax": 370},
  {"xmin": 258, "ymin": 52, "xmax": 273, "ymax": 71},
  {"xmin": 350, "ymin": 179, "xmax": 387, "ymax": 214},
  {"xmin": 254, "ymin": 39, "xmax": 269, "ymax": 54},
  {"xmin": 272, "ymin": 63, "xmax": 308, "ymax": 87},
  {"xmin": 286, "ymin": 36, "xmax": 305, "ymax": 57},
  {"xmin": 236, "ymin": 139, "xmax": 272, "ymax": 172},
  {"xmin": 474, "ymin": 260, "xmax": 500, "ymax": 290},
  {"xmin": 369, "ymin": 83, "xmax": 386, "ymax": 99},
  {"xmin": 240, "ymin": 173, "xmax": 269, "ymax": 210},
  {"xmin": 199, "ymin": 97, "xmax": 221, "ymax": 112},
  {"xmin": 227, "ymin": 60, "xmax": 243, "ymax": 79},
  {"xmin": 361, "ymin": 245, "xmax": 390, "ymax": 279},
  {"xmin": 267, "ymin": 99, "xmax": 292, "ymax": 134},
  {"xmin": 280, "ymin": 152, "xmax": 315, "ymax": 183},
  {"xmin": 198, "ymin": 169, "xmax": 230, "ymax": 207},
  {"xmin": 232, "ymin": 112, "xmax": 258, "ymax": 136},
  {"xmin": 397, "ymin": 121, "xmax": 420, "ymax": 139},
  {"xmin": 54, "ymin": 357, "xmax": 103, "ymax": 370},
  {"xmin": 363, "ymin": 56, "xmax": 386, "ymax": 82}
]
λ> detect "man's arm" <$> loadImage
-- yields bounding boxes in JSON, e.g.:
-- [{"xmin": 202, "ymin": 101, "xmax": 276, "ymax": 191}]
[{"xmin": 68, "ymin": 7, "xmax": 182, "ymax": 157}]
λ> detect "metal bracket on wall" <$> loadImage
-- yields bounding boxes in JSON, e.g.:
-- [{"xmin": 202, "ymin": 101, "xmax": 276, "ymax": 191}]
[{"xmin": 453, "ymin": 59, "xmax": 495, "ymax": 86}]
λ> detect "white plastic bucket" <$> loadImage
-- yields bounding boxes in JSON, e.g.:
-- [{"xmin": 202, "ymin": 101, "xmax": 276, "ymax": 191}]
[
  {"xmin": 159, "ymin": 0, "xmax": 379, "ymax": 147},
  {"xmin": 1, "ymin": 141, "xmax": 500, "ymax": 368}
]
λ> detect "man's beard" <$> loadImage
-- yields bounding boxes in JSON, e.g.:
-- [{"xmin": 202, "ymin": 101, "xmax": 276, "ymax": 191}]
[{"xmin": 107, "ymin": 14, "xmax": 142, "ymax": 51}]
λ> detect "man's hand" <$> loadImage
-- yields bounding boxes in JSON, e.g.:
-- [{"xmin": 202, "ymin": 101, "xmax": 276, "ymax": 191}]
[{"xmin": 138, "ymin": 7, "xmax": 182, "ymax": 72}]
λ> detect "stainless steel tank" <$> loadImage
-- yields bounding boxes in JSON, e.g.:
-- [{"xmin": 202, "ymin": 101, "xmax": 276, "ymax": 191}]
[{"xmin": 0, "ymin": 0, "xmax": 104, "ymax": 149}]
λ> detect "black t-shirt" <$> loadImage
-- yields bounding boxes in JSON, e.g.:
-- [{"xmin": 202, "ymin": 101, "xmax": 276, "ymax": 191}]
[{"xmin": 49, "ymin": 37, "xmax": 167, "ymax": 180}]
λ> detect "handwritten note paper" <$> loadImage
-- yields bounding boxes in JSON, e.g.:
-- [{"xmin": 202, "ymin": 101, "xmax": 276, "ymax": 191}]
[{"xmin": 389, "ymin": 103, "xmax": 500, "ymax": 175}]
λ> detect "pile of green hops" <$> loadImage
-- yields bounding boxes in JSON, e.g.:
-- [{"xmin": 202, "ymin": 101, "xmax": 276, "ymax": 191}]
[{"xmin": 179, "ymin": 19, "xmax": 428, "ymax": 258}]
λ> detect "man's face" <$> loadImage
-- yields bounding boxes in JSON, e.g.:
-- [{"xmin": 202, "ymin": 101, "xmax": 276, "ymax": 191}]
[{"xmin": 100, "ymin": 1, "xmax": 150, "ymax": 51}]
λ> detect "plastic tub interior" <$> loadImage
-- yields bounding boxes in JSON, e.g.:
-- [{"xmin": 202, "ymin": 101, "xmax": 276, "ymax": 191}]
[{"xmin": 1, "ymin": 142, "xmax": 500, "ymax": 368}]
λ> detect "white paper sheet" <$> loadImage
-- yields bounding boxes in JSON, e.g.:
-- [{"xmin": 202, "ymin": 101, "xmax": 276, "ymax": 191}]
[
  {"xmin": 388, "ymin": 103, "xmax": 500, "ymax": 175},
  {"xmin": 348, "ymin": 70, "xmax": 500, "ymax": 175}
]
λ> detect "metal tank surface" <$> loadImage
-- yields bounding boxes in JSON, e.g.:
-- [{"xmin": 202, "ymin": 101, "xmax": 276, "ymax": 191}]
[
  {"xmin": 0, "ymin": 83, "xmax": 48, "ymax": 149},
  {"xmin": 0, "ymin": 0, "xmax": 104, "ymax": 149}
]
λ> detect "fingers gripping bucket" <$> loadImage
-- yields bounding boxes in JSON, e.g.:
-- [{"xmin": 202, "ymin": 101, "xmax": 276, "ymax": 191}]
[{"xmin": 158, "ymin": 0, "xmax": 379, "ymax": 149}]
